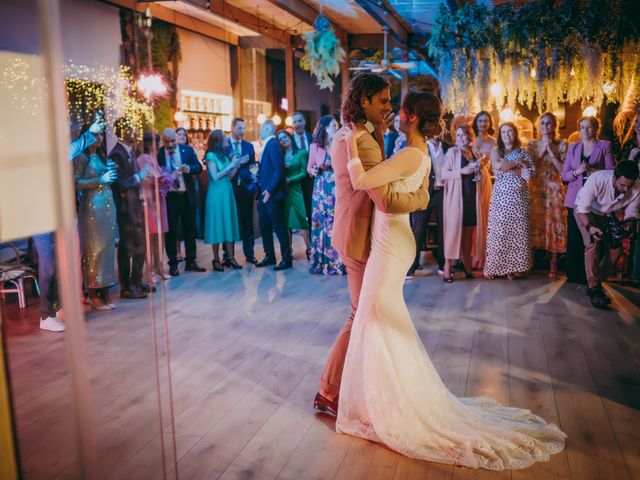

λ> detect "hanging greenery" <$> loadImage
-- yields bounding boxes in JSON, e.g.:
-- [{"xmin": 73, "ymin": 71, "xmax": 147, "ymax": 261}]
[
  {"xmin": 119, "ymin": 10, "xmax": 181, "ymax": 130},
  {"xmin": 300, "ymin": 14, "xmax": 346, "ymax": 91},
  {"xmin": 427, "ymin": 0, "xmax": 640, "ymax": 114}
]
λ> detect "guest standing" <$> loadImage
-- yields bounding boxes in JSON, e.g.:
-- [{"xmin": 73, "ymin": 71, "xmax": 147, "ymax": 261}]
[
  {"xmin": 74, "ymin": 127, "xmax": 117, "ymax": 310},
  {"xmin": 34, "ymin": 116, "xmax": 105, "ymax": 331},
  {"xmin": 204, "ymin": 130, "xmax": 242, "ymax": 271},
  {"xmin": 527, "ymin": 112, "xmax": 568, "ymax": 278},
  {"xmin": 108, "ymin": 118, "xmax": 150, "ymax": 299},
  {"xmin": 407, "ymin": 133, "xmax": 450, "ymax": 278},
  {"xmin": 484, "ymin": 122, "xmax": 535, "ymax": 279},
  {"xmin": 562, "ymin": 116, "xmax": 615, "ymax": 283},
  {"xmin": 442, "ymin": 125, "xmax": 479, "ymax": 282},
  {"xmin": 307, "ymin": 115, "xmax": 345, "ymax": 275},
  {"xmin": 226, "ymin": 117, "xmax": 258, "ymax": 264},
  {"xmin": 620, "ymin": 112, "xmax": 640, "ymax": 281},
  {"xmin": 292, "ymin": 111, "xmax": 314, "ymax": 226},
  {"xmin": 157, "ymin": 128, "xmax": 205, "ymax": 276},
  {"xmin": 177, "ymin": 127, "xmax": 204, "ymax": 242},
  {"xmin": 471, "ymin": 111, "xmax": 495, "ymax": 270},
  {"xmin": 277, "ymin": 129, "xmax": 310, "ymax": 257},
  {"xmin": 137, "ymin": 132, "xmax": 171, "ymax": 283},
  {"xmin": 256, "ymin": 120, "xmax": 292, "ymax": 270}
]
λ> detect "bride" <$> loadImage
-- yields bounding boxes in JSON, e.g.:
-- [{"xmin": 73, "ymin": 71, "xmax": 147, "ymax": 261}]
[{"xmin": 336, "ymin": 92, "xmax": 566, "ymax": 471}]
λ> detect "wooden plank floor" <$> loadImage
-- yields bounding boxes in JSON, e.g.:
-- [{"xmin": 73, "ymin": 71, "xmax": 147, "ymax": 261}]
[{"xmin": 2, "ymin": 237, "xmax": 639, "ymax": 480}]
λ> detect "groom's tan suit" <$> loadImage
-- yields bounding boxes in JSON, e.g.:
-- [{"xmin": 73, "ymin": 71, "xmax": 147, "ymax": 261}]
[{"xmin": 320, "ymin": 123, "xmax": 429, "ymax": 402}]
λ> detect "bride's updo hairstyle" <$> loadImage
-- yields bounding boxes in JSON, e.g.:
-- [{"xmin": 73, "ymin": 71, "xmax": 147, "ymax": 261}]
[{"xmin": 402, "ymin": 92, "xmax": 444, "ymax": 139}]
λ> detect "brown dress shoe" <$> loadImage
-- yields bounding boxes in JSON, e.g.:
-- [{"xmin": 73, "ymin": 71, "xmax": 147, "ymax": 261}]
[{"xmin": 313, "ymin": 392, "xmax": 338, "ymax": 416}]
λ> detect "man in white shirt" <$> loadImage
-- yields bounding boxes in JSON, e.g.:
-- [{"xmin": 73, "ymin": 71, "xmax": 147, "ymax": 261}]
[
  {"xmin": 407, "ymin": 135, "xmax": 450, "ymax": 278},
  {"xmin": 574, "ymin": 160, "xmax": 639, "ymax": 308}
]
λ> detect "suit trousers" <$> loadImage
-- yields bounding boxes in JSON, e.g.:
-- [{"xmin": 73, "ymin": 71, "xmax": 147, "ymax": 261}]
[
  {"xmin": 234, "ymin": 184, "xmax": 256, "ymax": 259},
  {"xmin": 319, "ymin": 256, "xmax": 366, "ymax": 402},
  {"xmin": 33, "ymin": 232, "xmax": 58, "ymax": 318},
  {"xmin": 257, "ymin": 198, "xmax": 290, "ymax": 261},
  {"xmin": 574, "ymin": 211, "xmax": 620, "ymax": 288},
  {"xmin": 117, "ymin": 223, "xmax": 146, "ymax": 288},
  {"xmin": 166, "ymin": 192, "xmax": 197, "ymax": 267},
  {"xmin": 410, "ymin": 188, "xmax": 444, "ymax": 270},
  {"xmin": 565, "ymin": 208, "xmax": 587, "ymax": 284}
]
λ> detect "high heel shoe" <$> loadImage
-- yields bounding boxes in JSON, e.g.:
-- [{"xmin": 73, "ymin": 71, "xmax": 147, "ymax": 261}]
[
  {"xmin": 443, "ymin": 274, "xmax": 454, "ymax": 283},
  {"xmin": 87, "ymin": 295, "xmax": 111, "ymax": 311},
  {"xmin": 306, "ymin": 248, "xmax": 311, "ymax": 261},
  {"xmin": 212, "ymin": 260, "xmax": 224, "ymax": 272},
  {"xmin": 460, "ymin": 262, "xmax": 474, "ymax": 279}
]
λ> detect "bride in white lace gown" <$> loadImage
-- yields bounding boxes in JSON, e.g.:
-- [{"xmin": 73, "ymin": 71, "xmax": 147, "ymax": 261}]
[{"xmin": 336, "ymin": 93, "xmax": 566, "ymax": 471}]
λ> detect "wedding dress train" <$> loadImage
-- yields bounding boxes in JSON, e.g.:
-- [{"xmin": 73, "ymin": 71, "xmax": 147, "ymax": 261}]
[{"xmin": 336, "ymin": 147, "xmax": 566, "ymax": 471}]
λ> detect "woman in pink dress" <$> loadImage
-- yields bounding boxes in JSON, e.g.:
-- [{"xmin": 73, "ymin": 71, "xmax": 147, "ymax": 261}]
[{"xmin": 137, "ymin": 132, "xmax": 171, "ymax": 283}]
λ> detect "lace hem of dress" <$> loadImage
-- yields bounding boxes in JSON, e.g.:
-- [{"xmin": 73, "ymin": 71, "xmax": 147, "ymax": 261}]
[{"xmin": 337, "ymin": 396, "xmax": 566, "ymax": 471}]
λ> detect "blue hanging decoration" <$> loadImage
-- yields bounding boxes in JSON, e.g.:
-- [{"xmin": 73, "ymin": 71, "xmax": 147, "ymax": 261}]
[{"xmin": 300, "ymin": 14, "xmax": 346, "ymax": 91}]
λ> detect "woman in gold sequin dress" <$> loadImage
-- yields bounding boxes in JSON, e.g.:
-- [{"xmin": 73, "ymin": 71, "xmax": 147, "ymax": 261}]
[{"xmin": 74, "ymin": 127, "xmax": 118, "ymax": 310}]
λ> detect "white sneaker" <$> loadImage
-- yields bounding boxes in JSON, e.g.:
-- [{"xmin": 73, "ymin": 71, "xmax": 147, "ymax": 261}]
[
  {"xmin": 437, "ymin": 269, "xmax": 444, "ymax": 275},
  {"xmin": 40, "ymin": 316, "xmax": 66, "ymax": 332}
]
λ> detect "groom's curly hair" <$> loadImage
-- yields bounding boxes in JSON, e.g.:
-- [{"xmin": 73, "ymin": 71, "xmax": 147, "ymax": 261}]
[{"xmin": 341, "ymin": 73, "xmax": 389, "ymax": 124}]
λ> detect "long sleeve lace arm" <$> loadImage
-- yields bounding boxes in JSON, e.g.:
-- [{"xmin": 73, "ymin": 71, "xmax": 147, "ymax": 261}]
[{"xmin": 348, "ymin": 148, "xmax": 422, "ymax": 190}]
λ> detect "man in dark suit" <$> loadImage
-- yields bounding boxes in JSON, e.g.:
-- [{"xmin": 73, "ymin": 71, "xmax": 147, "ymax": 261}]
[
  {"xmin": 292, "ymin": 111, "xmax": 314, "ymax": 227},
  {"xmin": 256, "ymin": 120, "xmax": 292, "ymax": 270},
  {"xmin": 157, "ymin": 128, "xmax": 205, "ymax": 276},
  {"xmin": 226, "ymin": 117, "xmax": 258, "ymax": 265},
  {"xmin": 108, "ymin": 118, "xmax": 150, "ymax": 298}
]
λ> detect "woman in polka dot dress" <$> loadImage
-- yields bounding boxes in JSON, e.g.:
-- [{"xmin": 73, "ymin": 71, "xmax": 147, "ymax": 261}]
[{"xmin": 484, "ymin": 123, "xmax": 535, "ymax": 279}]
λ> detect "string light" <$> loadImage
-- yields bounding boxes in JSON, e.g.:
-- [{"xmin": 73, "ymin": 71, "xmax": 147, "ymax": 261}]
[
  {"xmin": 582, "ymin": 105, "xmax": 598, "ymax": 117},
  {"xmin": 272, "ymin": 114, "xmax": 282, "ymax": 125}
]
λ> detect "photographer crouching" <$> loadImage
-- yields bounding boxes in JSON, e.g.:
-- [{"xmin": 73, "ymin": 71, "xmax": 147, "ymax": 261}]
[{"xmin": 574, "ymin": 160, "xmax": 640, "ymax": 308}]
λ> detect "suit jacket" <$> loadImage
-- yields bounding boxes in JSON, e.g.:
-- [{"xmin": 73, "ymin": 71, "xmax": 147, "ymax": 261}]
[
  {"xmin": 157, "ymin": 144, "xmax": 203, "ymax": 205},
  {"xmin": 108, "ymin": 142, "xmax": 143, "ymax": 224},
  {"xmin": 257, "ymin": 137, "xmax": 287, "ymax": 201},
  {"xmin": 331, "ymin": 125, "xmax": 429, "ymax": 262},
  {"xmin": 226, "ymin": 138, "xmax": 257, "ymax": 194},
  {"xmin": 384, "ymin": 131, "xmax": 399, "ymax": 159},
  {"xmin": 292, "ymin": 131, "xmax": 313, "ymax": 154},
  {"xmin": 562, "ymin": 139, "xmax": 614, "ymax": 208}
]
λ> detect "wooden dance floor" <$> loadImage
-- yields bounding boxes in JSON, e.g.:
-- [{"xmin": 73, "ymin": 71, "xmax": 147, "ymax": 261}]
[{"xmin": 3, "ymin": 238, "xmax": 640, "ymax": 479}]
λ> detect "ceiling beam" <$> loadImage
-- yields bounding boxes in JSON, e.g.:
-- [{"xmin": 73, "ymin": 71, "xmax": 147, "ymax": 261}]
[
  {"xmin": 103, "ymin": 0, "xmax": 239, "ymax": 45},
  {"xmin": 353, "ymin": 0, "xmax": 408, "ymax": 44},
  {"xmin": 208, "ymin": 0, "xmax": 290, "ymax": 46},
  {"xmin": 263, "ymin": 0, "xmax": 349, "ymax": 44}
]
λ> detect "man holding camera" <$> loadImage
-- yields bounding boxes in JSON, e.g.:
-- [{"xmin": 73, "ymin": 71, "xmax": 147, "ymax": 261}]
[{"xmin": 574, "ymin": 160, "xmax": 640, "ymax": 308}]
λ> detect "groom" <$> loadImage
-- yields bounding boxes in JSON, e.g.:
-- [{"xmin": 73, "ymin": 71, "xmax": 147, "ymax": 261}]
[{"xmin": 314, "ymin": 73, "xmax": 430, "ymax": 415}]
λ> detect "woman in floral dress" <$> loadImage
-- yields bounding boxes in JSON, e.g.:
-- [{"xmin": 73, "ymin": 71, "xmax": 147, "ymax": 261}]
[
  {"xmin": 307, "ymin": 116, "xmax": 345, "ymax": 275},
  {"xmin": 484, "ymin": 122, "xmax": 535, "ymax": 280},
  {"xmin": 527, "ymin": 112, "xmax": 568, "ymax": 278}
]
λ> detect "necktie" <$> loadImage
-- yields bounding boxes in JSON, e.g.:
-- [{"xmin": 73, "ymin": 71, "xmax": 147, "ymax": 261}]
[
  {"xmin": 234, "ymin": 141, "xmax": 241, "ymax": 157},
  {"xmin": 299, "ymin": 134, "xmax": 306, "ymax": 151},
  {"xmin": 172, "ymin": 152, "xmax": 180, "ymax": 189}
]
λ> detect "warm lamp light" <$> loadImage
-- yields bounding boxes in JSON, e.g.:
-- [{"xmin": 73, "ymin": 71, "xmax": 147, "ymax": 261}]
[
  {"xmin": 257, "ymin": 113, "xmax": 267, "ymax": 125},
  {"xmin": 569, "ymin": 68, "xmax": 576, "ymax": 77},
  {"xmin": 530, "ymin": 68, "xmax": 536, "ymax": 79},
  {"xmin": 285, "ymin": 116, "xmax": 293, "ymax": 127},
  {"xmin": 138, "ymin": 73, "xmax": 167, "ymax": 99},
  {"xmin": 490, "ymin": 82, "xmax": 504, "ymax": 98},
  {"xmin": 603, "ymin": 81, "xmax": 616, "ymax": 95},
  {"xmin": 272, "ymin": 114, "xmax": 282, "ymax": 125},
  {"xmin": 499, "ymin": 108, "xmax": 515, "ymax": 122},
  {"xmin": 582, "ymin": 105, "xmax": 598, "ymax": 117},
  {"xmin": 174, "ymin": 110, "xmax": 185, "ymax": 122}
]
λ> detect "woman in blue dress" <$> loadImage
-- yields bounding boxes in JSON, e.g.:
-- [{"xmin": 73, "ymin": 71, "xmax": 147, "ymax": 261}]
[{"xmin": 204, "ymin": 130, "xmax": 242, "ymax": 271}]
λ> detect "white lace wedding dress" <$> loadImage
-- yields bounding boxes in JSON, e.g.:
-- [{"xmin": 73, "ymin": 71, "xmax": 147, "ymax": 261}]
[{"xmin": 336, "ymin": 146, "xmax": 566, "ymax": 471}]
